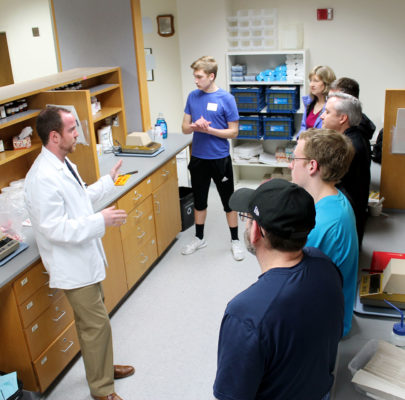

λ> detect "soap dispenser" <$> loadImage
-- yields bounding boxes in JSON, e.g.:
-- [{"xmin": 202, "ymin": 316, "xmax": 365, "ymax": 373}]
[{"xmin": 384, "ymin": 300, "xmax": 405, "ymax": 347}]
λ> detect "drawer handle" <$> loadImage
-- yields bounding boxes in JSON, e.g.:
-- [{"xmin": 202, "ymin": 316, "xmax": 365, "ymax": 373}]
[
  {"xmin": 161, "ymin": 169, "xmax": 169, "ymax": 177},
  {"xmin": 154, "ymin": 200, "xmax": 161, "ymax": 214},
  {"xmin": 137, "ymin": 230, "xmax": 146, "ymax": 239},
  {"xmin": 60, "ymin": 340, "xmax": 74, "ymax": 353},
  {"xmin": 133, "ymin": 210, "xmax": 144, "ymax": 219},
  {"xmin": 52, "ymin": 310, "xmax": 66, "ymax": 322},
  {"xmin": 140, "ymin": 254, "xmax": 148, "ymax": 264},
  {"xmin": 133, "ymin": 192, "xmax": 142, "ymax": 201},
  {"xmin": 48, "ymin": 289, "xmax": 58, "ymax": 297}
]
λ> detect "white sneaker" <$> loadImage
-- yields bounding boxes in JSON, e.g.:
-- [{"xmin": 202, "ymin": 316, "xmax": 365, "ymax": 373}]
[
  {"xmin": 231, "ymin": 240, "xmax": 245, "ymax": 261},
  {"xmin": 181, "ymin": 236, "xmax": 207, "ymax": 255}
]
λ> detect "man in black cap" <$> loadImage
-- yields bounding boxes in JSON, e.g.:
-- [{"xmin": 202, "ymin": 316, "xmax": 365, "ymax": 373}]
[{"xmin": 213, "ymin": 179, "xmax": 344, "ymax": 400}]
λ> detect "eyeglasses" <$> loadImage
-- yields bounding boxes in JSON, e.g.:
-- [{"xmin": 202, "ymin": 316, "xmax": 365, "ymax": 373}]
[
  {"xmin": 238, "ymin": 212, "xmax": 254, "ymax": 222},
  {"xmin": 289, "ymin": 155, "xmax": 309, "ymax": 164}
]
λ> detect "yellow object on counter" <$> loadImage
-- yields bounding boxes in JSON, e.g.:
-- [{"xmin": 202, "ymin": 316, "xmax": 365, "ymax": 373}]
[{"xmin": 114, "ymin": 175, "xmax": 131, "ymax": 186}]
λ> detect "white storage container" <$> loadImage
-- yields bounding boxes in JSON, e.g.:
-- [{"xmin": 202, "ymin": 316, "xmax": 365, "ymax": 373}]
[{"xmin": 234, "ymin": 142, "xmax": 264, "ymax": 159}]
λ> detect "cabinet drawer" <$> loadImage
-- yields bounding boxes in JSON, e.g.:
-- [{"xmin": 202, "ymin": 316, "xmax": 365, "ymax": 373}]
[
  {"xmin": 33, "ymin": 321, "xmax": 80, "ymax": 392},
  {"xmin": 13, "ymin": 261, "xmax": 49, "ymax": 305},
  {"xmin": 120, "ymin": 196, "xmax": 153, "ymax": 239},
  {"xmin": 19, "ymin": 286, "xmax": 63, "ymax": 328},
  {"xmin": 25, "ymin": 294, "xmax": 74, "ymax": 360},
  {"xmin": 125, "ymin": 238, "xmax": 158, "ymax": 288},
  {"xmin": 151, "ymin": 157, "xmax": 177, "ymax": 191},
  {"xmin": 121, "ymin": 213, "xmax": 155, "ymax": 253},
  {"xmin": 117, "ymin": 177, "xmax": 152, "ymax": 213}
]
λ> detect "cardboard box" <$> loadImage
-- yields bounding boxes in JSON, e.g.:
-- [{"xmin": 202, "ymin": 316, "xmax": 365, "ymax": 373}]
[
  {"xmin": 13, "ymin": 136, "xmax": 31, "ymax": 150},
  {"xmin": 382, "ymin": 258, "xmax": 405, "ymax": 294},
  {"xmin": 126, "ymin": 132, "xmax": 151, "ymax": 147}
]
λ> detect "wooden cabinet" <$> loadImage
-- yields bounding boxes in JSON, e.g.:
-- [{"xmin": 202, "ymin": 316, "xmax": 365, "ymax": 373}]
[
  {"xmin": 33, "ymin": 321, "xmax": 80, "ymax": 392},
  {"xmin": 118, "ymin": 178, "xmax": 158, "ymax": 288},
  {"xmin": 152, "ymin": 158, "xmax": 181, "ymax": 255},
  {"xmin": 0, "ymin": 261, "xmax": 78, "ymax": 392},
  {"xmin": 0, "ymin": 67, "xmax": 127, "ymax": 188},
  {"xmin": 102, "ymin": 203, "xmax": 128, "ymax": 313}
]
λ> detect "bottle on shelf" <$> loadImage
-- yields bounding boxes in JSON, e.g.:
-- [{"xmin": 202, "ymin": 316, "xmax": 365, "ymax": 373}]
[{"xmin": 156, "ymin": 112, "xmax": 167, "ymax": 139}]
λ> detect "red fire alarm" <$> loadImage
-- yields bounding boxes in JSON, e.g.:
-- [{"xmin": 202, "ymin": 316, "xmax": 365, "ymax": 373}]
[{"xmin": 317, "ymin": 8, "xmax": 333, "ymax": 20}]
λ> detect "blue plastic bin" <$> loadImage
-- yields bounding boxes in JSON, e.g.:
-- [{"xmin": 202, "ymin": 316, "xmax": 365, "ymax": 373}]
[
  {"xmin": 238, "ymin": 116, "xmax": 262, "ymax": 138},
  {"xmin": 263, "ymin": 116, "xmax": 294, "ymax": 139},
  {"xmin": 266, "ymin": 86, "xmax": 300, "ymax": 113},
  {"xmin": 231, "ymin": 87, "xmax": 266, "ymax": 112}
]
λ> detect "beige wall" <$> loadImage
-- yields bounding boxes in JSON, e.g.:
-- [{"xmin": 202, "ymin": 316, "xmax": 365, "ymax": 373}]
[
  {"xmin": 141, "ymin": 0, "xmax": 184, "ymax": 133},
  {"xmin": 0, "ymin": 0, "xmax": 58, "ymax": 82},
  {"xmin": 3, "ymin": 0, "xmax": 405, "ymax": 137},
  {"xmin": 176, "ymin": 0, "xmax": 231, "ymax": 107}
]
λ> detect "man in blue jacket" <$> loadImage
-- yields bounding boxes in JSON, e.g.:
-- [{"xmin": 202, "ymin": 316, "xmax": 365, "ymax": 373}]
[{"xmin": 214, "ymin": 179, "xmax": 344, "ymax": 400}]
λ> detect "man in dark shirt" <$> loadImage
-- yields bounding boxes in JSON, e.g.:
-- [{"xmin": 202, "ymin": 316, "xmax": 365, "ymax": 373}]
[
  {"xmin": 329, "ymin": 77, "xmax": 376, "ymax": 142},
  {"xmin": 321, "ymin": 92, "xmax": 371, "ymax": 247},
  {"xmin": 213, "ymin": 179, "xmax": 344, "ymax": 400}
]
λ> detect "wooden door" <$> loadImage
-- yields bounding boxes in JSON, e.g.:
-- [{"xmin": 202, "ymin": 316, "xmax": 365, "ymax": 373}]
[
  {"xmin": 0, "ymin": 32, "xmax": 14, "ymax": 86},
  {"xmin": 153, "ymin": 177, "xmax": 181, "ymax": 255},
  {"xmin": 102, "ymin": 207, "xmax": 128, "ymax": 312}
]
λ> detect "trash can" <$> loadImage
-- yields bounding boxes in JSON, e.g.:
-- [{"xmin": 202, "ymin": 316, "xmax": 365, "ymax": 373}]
[
  {"xmin": 0, "ymin": 371, "xmax": 24, "ymax": 400},
  {"xmin": 179, "ymin": 187, "xmax": 194, "ymax": 232}
]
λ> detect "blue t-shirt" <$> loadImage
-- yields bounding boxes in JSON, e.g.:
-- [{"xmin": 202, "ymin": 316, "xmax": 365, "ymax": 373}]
[
  {"xmin": 184, "ymin": 88, "xmax": 239, "ymax": 159},
  {"xmin": 213, "ymin": 248, "xmax": 344, "ymax": 400},
  {"xmin": 306, "ymin": 190, "xmax": 359, "ymax": 337}
]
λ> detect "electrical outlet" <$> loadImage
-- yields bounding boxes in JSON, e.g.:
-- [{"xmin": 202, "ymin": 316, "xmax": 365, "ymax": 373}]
[{"xmin": 32, "ymin": 27, "xmax": 40, "ymax": 37}]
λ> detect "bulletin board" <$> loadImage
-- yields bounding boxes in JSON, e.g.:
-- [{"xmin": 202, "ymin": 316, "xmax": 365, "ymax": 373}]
[{"xmin": 380, "ymin": 90, "xmax": 405, "ymax": 209}]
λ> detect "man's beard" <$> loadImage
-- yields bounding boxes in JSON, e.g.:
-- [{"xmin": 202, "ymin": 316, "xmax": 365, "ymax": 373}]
[{"xmin": 244, "ymin": 228, "xmax": 256, "ymax": 256}]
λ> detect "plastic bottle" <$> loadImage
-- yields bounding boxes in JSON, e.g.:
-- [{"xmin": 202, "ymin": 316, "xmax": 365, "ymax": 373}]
[
  {"xmin": 153, "ymin": 124, "xmax": 163, "ymax": 144},
  {"xmin": 384, "ymin": 300, "xmax": 405, "ymax": 347},
  {"xmin": 156, "ymin": 112, "xmax": 168, "ymax": 139}
]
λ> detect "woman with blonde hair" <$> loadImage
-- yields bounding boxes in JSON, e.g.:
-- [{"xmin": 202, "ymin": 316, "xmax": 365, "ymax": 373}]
[{"xmin": 299, "ymin": 65, "xmax": 336, "ymax": 134}]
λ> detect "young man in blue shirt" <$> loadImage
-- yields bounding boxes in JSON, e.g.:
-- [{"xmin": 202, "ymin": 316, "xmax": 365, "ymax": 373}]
[
  {"xmin": 214, "ymin": 179, "xmax": 344, "ymax": 400},
  {"xmin": 182, "ymin": 56, "xmax": 244, "ymax": 261},
  {"xmin": 290, "ymin": 128, "xmax": 359, "ymax": 336}
]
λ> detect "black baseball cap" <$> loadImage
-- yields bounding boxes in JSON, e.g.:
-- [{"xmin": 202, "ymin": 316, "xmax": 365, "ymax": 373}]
[{"xmin": 229, "ymin": 179, "xmax": 315, "ymax": 239}]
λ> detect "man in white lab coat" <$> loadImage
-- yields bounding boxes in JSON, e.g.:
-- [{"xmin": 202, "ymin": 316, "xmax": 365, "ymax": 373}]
[{"xmin": 24, "ymin": 107, "xmax": 133, "ymax": 400}]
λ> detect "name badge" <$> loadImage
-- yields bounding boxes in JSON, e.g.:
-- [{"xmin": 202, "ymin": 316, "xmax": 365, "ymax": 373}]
[{"xmin": 207, "ymin": 102, "xmax": 218, "ymax": 111}]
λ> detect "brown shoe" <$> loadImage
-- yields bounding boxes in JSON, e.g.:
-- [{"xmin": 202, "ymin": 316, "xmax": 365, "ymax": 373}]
[
  {"xmin": 92, "ymin": 393, "xmax": 123, "ymax": 400},
  {"xmin": 114, "ymin": 365, "xmax": 135, "ymax": 379}
]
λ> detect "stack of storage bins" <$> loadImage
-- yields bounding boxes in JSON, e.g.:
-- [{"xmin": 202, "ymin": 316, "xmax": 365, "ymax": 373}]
[{"xmin": 227, "ymin": 9, "xmax": 277, "ymax": 50}]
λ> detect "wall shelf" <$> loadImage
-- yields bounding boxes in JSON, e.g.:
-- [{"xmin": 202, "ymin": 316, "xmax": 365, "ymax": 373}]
[
  {"xmin": 0, "ymin": 110, "xmax": 41, "ymax": 129},
  {"xmin": 0, "ymin": 143, "xmax": 42, "ymax": 166}
]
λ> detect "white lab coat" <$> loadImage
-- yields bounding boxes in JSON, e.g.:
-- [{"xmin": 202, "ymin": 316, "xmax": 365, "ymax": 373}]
[{"xmin": 24, "ymin": 147, "xmax": 114, "ymax": 289}]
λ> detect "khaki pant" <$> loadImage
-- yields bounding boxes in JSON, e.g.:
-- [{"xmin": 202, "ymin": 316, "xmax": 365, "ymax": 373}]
[{"xmin": 64, "ymin": 282, "xmax": 114, "ymax": 397}]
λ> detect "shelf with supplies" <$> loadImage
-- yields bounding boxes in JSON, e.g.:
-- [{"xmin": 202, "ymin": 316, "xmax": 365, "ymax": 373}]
[
  {"xmin": 225, "ymin": 50, "xmax": 307, "ymax": 185},
  {"xmin": 0, "ymin": 67, "xmax": 128, "ymax": 188},
  {"xmin": 231, "ymin": 137, "xmax": 296, "ymax": 187}
]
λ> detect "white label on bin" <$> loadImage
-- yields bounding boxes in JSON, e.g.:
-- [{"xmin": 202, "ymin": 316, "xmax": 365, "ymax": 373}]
[{"xmin": 207, "ymin": 103, "xmax": 218, "ymax": 111}]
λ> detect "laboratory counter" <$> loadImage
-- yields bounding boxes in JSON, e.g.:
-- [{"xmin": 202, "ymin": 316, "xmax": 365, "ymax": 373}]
[
  {"xmin": 333, "ymin": 208, "xmax": 405, "ymax": 399},
  {"xmin": 0, "ymin": 133, "xmax": 192, "ymax": 290}
]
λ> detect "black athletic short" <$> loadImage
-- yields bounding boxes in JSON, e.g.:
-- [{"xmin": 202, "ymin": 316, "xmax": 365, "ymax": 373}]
[{"xmin": 188, "ymin": 155, "xmax": 234, "ymax": 212}]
